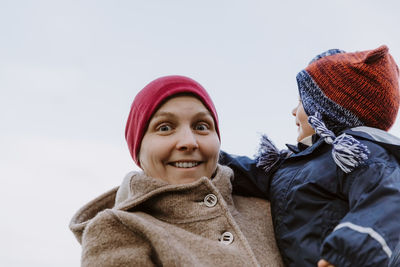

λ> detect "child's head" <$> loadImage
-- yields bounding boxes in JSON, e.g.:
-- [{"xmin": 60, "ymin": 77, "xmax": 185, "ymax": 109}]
[{"xmin": 294, "ymin": 45, "xmax": 400, "ymax": 141}]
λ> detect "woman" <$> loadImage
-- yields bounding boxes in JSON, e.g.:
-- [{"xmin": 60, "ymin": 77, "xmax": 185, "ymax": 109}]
[{"xmin": 69, "ymin": 75, "xmax": 283, "ymax": 266}]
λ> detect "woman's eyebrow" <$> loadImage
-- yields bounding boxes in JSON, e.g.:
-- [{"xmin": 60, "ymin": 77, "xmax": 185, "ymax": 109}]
[
  {"xmin": 152, "ymin": 111, "xmax": 176, "ymax": 119},
  {"xmin": 193, "ymin": 111, "xmax": 212, "ymax": 118},
  {"xmin": 152, "ymin": 110, "xmax": 212, "ymax": 119}
]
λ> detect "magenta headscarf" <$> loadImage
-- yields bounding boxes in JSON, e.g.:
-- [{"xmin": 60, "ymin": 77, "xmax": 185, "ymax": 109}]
[{"xmin": 125, "ymin": 75, "xmax": 220, "ymax": 166}]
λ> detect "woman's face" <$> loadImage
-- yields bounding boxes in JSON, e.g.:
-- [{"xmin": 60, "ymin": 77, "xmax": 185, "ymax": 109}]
[
  {"xmin": 139, "ymin": 96, "xmax": 220, "ymax": 184},
  {"xmin": 291, "ymin": 100, "xmax": 315, "ymax": 142}
]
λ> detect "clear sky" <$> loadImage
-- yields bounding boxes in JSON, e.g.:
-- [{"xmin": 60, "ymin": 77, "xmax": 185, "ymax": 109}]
[{"xmin": 1, "ymin": 0, "xmax": 400, "ymax": 266}]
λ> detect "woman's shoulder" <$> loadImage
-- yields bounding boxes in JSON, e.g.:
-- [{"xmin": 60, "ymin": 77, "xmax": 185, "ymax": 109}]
[
  {"xmin": 69, "ymin": 186, "xmax": 119, "ymax": 243},
  {"xmin": 69, "ymin": 170, "xmax": 141, "ymax": 243}
]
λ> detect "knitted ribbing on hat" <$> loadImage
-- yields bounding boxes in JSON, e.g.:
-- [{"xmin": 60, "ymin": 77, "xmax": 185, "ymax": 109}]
[
  {"xmin": 308, "ymin": 112, "xmax": 370, "ymax": 173},
  {"xmin": 297, "ymin": 45, "xmax": 400, "ymax": 132}
]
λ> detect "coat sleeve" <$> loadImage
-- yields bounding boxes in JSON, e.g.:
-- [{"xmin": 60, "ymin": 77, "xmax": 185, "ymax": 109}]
[
  {"xmin": 389, "ymin": 240, "xmax": 400, "ymax": 267},
  {"xmin": 321, "ymin": 160, "xmax": 400, "ymax": 266},
  {"xmin": 219, "ymin": 151, "xmax": 272, "ymax": 199},
  {"xmin": 81, "ymin": 210, "xmax": 156, "ymax": 267}
]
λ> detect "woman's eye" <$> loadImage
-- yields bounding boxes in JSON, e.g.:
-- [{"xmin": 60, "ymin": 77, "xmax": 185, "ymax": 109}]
[
  {"xmin": 157, "ymin": 124, "xmax": 172, "ymax": 132},
  {"xmin": 195, "ymin": 123, "xmax": 209, "ymax": 131}
]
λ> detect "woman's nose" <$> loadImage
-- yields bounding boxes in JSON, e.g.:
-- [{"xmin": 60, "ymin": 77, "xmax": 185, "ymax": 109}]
[{"xmin": 176, "ymin": 128, "xmax": 199, "ymax": 151}]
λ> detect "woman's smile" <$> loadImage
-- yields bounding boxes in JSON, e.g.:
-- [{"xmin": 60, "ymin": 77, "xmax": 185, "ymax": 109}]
[{"xmin": 169, "ymin": 161, "xmax": 202, "ymax": 168}]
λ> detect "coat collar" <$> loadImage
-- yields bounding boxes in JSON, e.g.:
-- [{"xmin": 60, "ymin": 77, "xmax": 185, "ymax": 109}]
[
  {"xmin": 70, "ymin": 165, "xmax": 236, "ymax": 242},
  {"xmin": 114, "ymin": 164, "xmax": 236, "ymax": 222},
  {"xmin": 285, "ymin": 134, "xmax": 325, "ymax": 158},
  {"xmin": 285, "ymin": 126, "xmax": 400, "ymax": 161}
]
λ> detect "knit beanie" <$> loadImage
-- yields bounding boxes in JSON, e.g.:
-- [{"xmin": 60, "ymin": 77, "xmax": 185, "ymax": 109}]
[
  {"xmin": 125, "ymin": 75, "xmax": 220, "ymax": 166},
  {"xmin": 257, "ymin": 46, "xmax": 400, "ymax": 174},
  {"xmin": 295, "ymin": 45, "xmax": 400, "ymax": 173},
  {"xmin": 297, "ymin": 45, "xmax": 400, "ymax": 132}
]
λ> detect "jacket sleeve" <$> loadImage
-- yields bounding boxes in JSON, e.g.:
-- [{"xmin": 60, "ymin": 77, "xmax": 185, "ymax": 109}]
[
  {"xmin": 219, "ymin": 151, "xmax": 272, "ymax": 199},
  {"xmin": 321, "ymin": 160, "xmax": 400, "ymax": 267},
  {"xmin": 389, "ymin": 240, "xmax": 400, "ymax": 267},
  {"xmin": 81, "ymin": 210, "xmax": 156, "ymax": 267}
]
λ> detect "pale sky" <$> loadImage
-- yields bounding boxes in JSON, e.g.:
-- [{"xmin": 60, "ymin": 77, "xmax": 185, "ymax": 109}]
[{"xmin": 1, "ymin": 1, "xmax": 400, "ymax": 266}]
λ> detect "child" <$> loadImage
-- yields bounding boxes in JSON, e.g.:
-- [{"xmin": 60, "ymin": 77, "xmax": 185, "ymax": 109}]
[{"xmin": 220, "ymin": 45, "xmax": 400, "ymax": 266}]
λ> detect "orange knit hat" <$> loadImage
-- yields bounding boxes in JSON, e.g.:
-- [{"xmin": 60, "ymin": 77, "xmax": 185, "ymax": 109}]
[{"xmin": 297, "ymin": 45, "xmax": 400, "ymax": 132}]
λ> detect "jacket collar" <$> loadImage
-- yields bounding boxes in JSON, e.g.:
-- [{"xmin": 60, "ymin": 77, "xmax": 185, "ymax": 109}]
[
  {"xmin": 285, "ymin": 126, "xmax": 400, "ymax": 161},
  {"xmin": 285, "ymin": 134, "xmax": 324, "ymax": 157},
  {"xmin": 115, "ymin": 165, "xmax": 236, "ymax": 222},
  {"xmin": 69, "ymin": 165, "xmax": 236, "ymax": 242}
]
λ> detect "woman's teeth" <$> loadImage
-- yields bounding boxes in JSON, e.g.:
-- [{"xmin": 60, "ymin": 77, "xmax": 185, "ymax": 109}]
[{"xmin": 173, "ymin": 162, "xmax": 199, "ymax": 168}]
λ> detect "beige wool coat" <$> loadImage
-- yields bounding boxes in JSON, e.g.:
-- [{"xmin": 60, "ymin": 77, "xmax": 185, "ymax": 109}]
[{"xmin": 70, "ymin": 165, "xmax": 283, "ymax": 266}]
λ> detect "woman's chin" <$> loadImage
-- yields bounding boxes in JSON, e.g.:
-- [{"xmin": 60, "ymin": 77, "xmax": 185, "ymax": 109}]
[
  {"xmin": 163, "ymin": 165, "xmax": 212, "ymax": 184},
  {"xmin": 165, "ymin": 171, "xmax": 209, "ymax": 185}
]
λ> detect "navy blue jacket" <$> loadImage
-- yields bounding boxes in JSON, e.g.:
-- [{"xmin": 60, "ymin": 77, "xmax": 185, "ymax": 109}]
[
  {"xmin": 389, "ymin": 240, "xmax": 400, "ymax": 267},
  {"xmin": 220, "ymin": 126, "xmax": 400, "ymax": 267}
]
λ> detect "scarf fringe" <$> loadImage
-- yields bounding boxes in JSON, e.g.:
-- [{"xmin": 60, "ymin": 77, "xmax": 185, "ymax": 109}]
[
  {"xmin": 256, "ymin": 134, "xmax": 284, "ymax": 173},
  {"xmin": 308, "ymin": 112, "xmax": 370, "ymax": 173},
  {"xmin": 331, "ymin": 133, "xmax": 370, "ymax": 173}
]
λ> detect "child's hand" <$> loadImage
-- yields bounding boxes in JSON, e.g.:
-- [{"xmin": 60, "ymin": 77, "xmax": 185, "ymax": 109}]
[{"xmin": 317, "ymin": 259, "xmax": 335, "ymax": 267}]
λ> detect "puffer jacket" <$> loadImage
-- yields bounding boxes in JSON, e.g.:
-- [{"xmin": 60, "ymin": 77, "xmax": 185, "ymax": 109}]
[
  {"xmin": 220, "ymin": 126, "xmax": 400, "ymax": 267},
  {"xmin": 70, "ymin": 165, "xmax": 283, "ymax": 267}
]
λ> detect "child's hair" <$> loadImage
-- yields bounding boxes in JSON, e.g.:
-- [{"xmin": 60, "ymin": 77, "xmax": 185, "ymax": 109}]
[{"xmin": 296, "ymin": 45, "xmax": 399, "ymax": 133}]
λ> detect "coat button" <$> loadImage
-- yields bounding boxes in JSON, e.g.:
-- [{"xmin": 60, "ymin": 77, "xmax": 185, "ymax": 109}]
[
  {"xmin": 219, "ymin": 232, "xmax": 234, "ymax": 245},
  {"xmin": 204, "ymin": 194, "xmax": 218, "ymax": 207}
]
